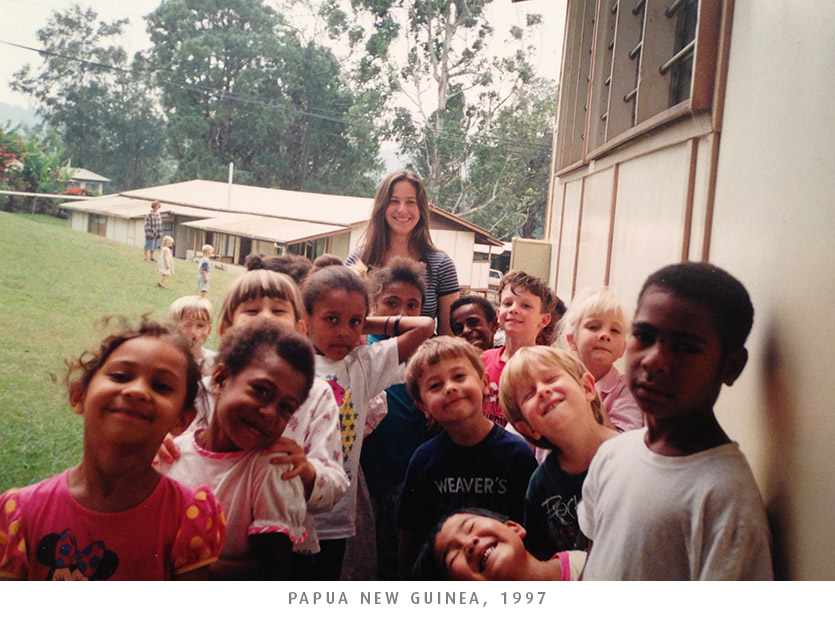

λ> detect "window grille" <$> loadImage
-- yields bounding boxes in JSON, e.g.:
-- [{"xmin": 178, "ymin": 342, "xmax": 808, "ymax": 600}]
[{"xmin": 555, "ymin": 0, "xmax": 721, "ymax": 172}]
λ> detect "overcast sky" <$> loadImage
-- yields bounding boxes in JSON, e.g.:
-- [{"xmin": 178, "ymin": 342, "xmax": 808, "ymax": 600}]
[{"xmin": 0, "ymin": 0, "xmax": 566, "ymax": 110}]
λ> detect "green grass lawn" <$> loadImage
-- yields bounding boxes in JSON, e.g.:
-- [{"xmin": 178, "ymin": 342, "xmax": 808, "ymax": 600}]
[{"xmin": 0, "ymin": 212, "xmax": 239, "ymax": 489}]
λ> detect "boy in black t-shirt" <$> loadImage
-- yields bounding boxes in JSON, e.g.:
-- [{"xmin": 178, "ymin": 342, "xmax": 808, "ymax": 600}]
[{"xmin": 396, "ymin": 337, "xmax": 537, "ymax": 578}]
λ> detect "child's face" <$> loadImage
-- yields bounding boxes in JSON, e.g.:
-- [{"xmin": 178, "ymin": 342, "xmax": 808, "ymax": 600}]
[
  {"xmin": 375, "ymin": 281, "xmax": 422, "ymax": 317},
  {"xmin": 434, "ymin": 513, "xmax": 528, "ymax": 581},
  {"xmin": 515, "ymin": 361, "xmax": 596, "ymax": 443},
  {"xmin": 569, "ymin": 309, "xmax": 626, "ymax": 375},
  {"xmin": 307, "ymin": 289, "xmax": 366, "ymax": 361},
  {"xmin": 178, "ymin": 312, "xmax": 212, "ymax": 355},
  {"xmin": 498, "ymin": 287, "xmax": 549, "ymax": 341},
  {"xmin": 210, "ymin": 348, "xmax": 307, "ymax": 452},
  {"xmin": 416, "ymin": 355, "xmax": 489, "ymax": 424},
  {"xmin": 450, "ymin": 304, "xmax": 497, "ymax": 351},
  {"xmin": 71, "ymin": 336, "xmax": 192, "ymax": 449},
  {"xmin": 627, "ymin": 285, "xmax": 737, "ymax": 421},
  {"xmin": 228, "ymin": 295, "xmax": 302, "ymax": 334}
]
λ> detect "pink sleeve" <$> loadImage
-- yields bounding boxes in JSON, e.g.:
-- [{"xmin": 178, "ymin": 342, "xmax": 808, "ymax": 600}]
[
  {"xmin": 171, "ymin": 486, "xmax": 226, "ymax": 576},
  {"xmin": 557, "ymin": 551, "xmax": 571, "ymax": 581},
  {"xmin": 0, "ymin": 488, "xmax": 28, "ymax": 580}
]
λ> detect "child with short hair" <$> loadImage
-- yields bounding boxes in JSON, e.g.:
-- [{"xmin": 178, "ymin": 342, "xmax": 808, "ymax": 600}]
[
  {"xmin": 450, "ymin": 295, "xmax": 499, "ymax": 352},
  {"xmin": 302, "ymin": 263, "xmax": 435, "ymax": 579},
  {"xmin": 161, "ymin": 266, "xmax": 349, "ymax": 576},
  {"xmin": 558, "ymin": 288, "xmax": 641, "ymax": 432},
  {"xmin": 169, "ymin": 295, "xmax": 216, "ymax": 373},
  {"xmin": 413, "ymin": 507, "xmax": 586, "ymax": 581},
  {"xmin": 361, "ymin": 257, "xmax": 437, "ymax": 579},
  {"xmin": 198, "ymin": 244, "xmax": 213, "ymax": 298},
  {"xmin": 578, "ymin": 262, "xmax": 773, "ymax": 580},
  {"xmin": 0, "ymin": 319, "xmax": 225, "ymax": 580},
  {"xmin": 481, "ymin": 270, "xmax": 555, "ymax": 427},
  {"xmin": 397, "ymin": 336, "xmax": 538, "ymax": 577},
  {"xmin": 499, "ymin": 346, "xmax": 617, "ymax": 558},
  {"xmin": 158, "ymin": 319, "xmax": 314, "ymax": 579},
  {"xmin": 157, "ymin": 235, "xmax": 174, "ymax": 288}
]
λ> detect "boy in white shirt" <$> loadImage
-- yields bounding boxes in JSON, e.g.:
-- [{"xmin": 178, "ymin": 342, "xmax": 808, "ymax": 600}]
[{"xmin": 578, "ymin": 262, "xmax": 773, "ymax": 580}]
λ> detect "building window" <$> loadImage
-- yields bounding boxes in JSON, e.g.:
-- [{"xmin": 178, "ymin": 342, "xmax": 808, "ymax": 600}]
[
  {"xmin": 288, "ymin": 237, "xmax": 327, "ymax": 261},
  {"xmin": 88, "ymin": 214, "xmax": 106, "ymax": 236},
  {"xmin": 555, "ymin": 0, "xmax": 723, "ymax": 172}
]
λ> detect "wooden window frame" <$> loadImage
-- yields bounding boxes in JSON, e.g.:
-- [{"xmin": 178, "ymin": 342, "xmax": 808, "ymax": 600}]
[{"xmin": 554, "ymin": 0, "xmax": 723, "ymax": 174}]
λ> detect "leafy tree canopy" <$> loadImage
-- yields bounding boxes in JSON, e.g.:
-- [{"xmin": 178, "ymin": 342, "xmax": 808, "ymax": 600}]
[
  {"xmin": 145, "ymin": 0, "xmax": 383, "ymax": 195},
  {"xmin": 11, "ymin": 4, "xmax": 166, "ymax": 191}
]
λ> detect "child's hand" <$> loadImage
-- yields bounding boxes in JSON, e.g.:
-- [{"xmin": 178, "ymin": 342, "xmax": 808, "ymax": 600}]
[
  {"xmin": 267, "ymin": 437, "xmax": 315, "ymax": 499},
  {"xmin": 153, "ymin": 433, "xmax": 181, "ymax": 465}
]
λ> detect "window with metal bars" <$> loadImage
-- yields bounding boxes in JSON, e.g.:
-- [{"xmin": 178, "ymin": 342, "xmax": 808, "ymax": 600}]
[{"xmin": 554, "ymin": 0, "xmax": 721, "ymax": 172}]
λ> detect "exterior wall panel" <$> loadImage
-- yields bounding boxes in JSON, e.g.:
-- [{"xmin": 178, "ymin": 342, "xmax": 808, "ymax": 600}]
[{"xmin": 574, "ymin": 168, "xmax": 615, "ymax": 292}]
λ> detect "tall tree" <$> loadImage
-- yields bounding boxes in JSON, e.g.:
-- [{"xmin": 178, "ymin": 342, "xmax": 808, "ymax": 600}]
[
  {"xmin": 11, "ymin": 4, "xmax": 166, "ymax": 191},
  {"xmin": 346, "ymin": 0, "xmax": 547, "ymax": 220},
  {"xmin": 145, "ymin": 0, "xmax": 383, "ymax": 195},
  {"xmin": 465, "ymin": 79, "xmax": 556, "ymax": 240}
]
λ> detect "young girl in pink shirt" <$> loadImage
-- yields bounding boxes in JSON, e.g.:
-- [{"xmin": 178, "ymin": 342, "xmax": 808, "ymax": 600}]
[
  {"xmin": 558, "ymin": 288, "xmax": 643, "ymax": 432},
  {"xmin": 0, "ymin": 319, "xmax": 225, "ymax": 580}
]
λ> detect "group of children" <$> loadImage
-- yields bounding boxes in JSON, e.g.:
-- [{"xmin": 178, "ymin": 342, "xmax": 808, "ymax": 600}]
[{"xmin": 0, "ymin": 250, "xmax": 773, "ymax": 581}]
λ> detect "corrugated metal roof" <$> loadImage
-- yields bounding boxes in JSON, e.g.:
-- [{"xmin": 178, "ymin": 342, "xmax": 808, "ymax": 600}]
[
  {"xmin": 122, "ymin": 180, "xmax": 373, "ymax": 226},
  {"xmin": 59, "ymin": 196, "xmax": 227, "ymax": 220},
  {"xmin": 59, "ymin": 179, "xmax": 502, "ymax": 246},
  {"xmin": 182, "ymin": 214, "xmax": 347, "ymax": 244},
  {"xmin": 59, "ymin": 196, "xmax": 152, "ymax": 218}
]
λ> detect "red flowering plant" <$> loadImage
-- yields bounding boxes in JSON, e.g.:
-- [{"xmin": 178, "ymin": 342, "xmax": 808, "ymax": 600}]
[{"xmin": 61, "ymin": 186, "xmax": 95, "ymax": 196}]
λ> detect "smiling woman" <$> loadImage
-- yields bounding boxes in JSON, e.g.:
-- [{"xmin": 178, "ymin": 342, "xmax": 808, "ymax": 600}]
[{"xmin": 346, "ymin": 170, "xmax": 460, "ymax": 335}]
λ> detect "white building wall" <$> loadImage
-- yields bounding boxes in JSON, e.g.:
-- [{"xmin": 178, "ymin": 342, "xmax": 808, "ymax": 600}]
[
  {"xmin": 69, "ymin": 212, "xmax": 87, "ymax": 232},
  {"xmin": 430, "ymin": 229, "xmax": 474, "ymax": 288},
  {"xmin": 706, "ymin": 1, "xmax": 835, "ymax": 580},
  {"xmin": 607, "ymin": 142, "xmax": 693, "ymax": 308},
  {"xmin": 545, "ymin": 0, "xmax": 835, "ymax": 579}
]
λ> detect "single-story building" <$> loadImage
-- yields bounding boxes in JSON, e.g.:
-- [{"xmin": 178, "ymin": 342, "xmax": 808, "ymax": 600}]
[
  {"xmin": 59, "ymin": 179, "xmax": 503, "ymax": 294},
  {"xmin": 63, "ymin": 167, "xmax": 111, "ymax": 196}
]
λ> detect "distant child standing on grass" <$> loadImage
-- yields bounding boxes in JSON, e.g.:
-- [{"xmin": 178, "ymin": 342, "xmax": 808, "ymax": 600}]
[
  {"xmin": 198, "ymin": 244, "xmax": 213, "ymax": 297},
  {"xmin": 0, "ymin": 319, "xmax": 225, "ymax": 580},
  {"xmin": 157, "ymin": 235, "xmax": 174, "ymax": 288}
]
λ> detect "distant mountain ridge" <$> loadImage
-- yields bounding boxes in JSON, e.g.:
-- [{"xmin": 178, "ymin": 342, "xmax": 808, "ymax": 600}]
[{"xmin": 0, "ymin": 102, "xmax": 39, "ymax": 128}]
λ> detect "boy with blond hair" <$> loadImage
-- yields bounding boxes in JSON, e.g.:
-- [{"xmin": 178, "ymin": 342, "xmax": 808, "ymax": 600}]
[
  {"xmin": 578, "ymin": 263, "xmax": 773, "ymax": 579},
  {"xmin": 396, "ymin": 336, "xmax": 537, "ymax": 577},
  {"xmin": 169, "ymin": 295, "xmax": 216, "ymax": 373},
  {"xmin": 482, "ymin": 270, "xmax": 555, "ymax": 426},
  {"xmin": 198, "ymin": 244, "xmax": 213, "ymax": 298},
  {"xmin": 499, "ymin": 346, "xmax": 617, "ymax": 558}
]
